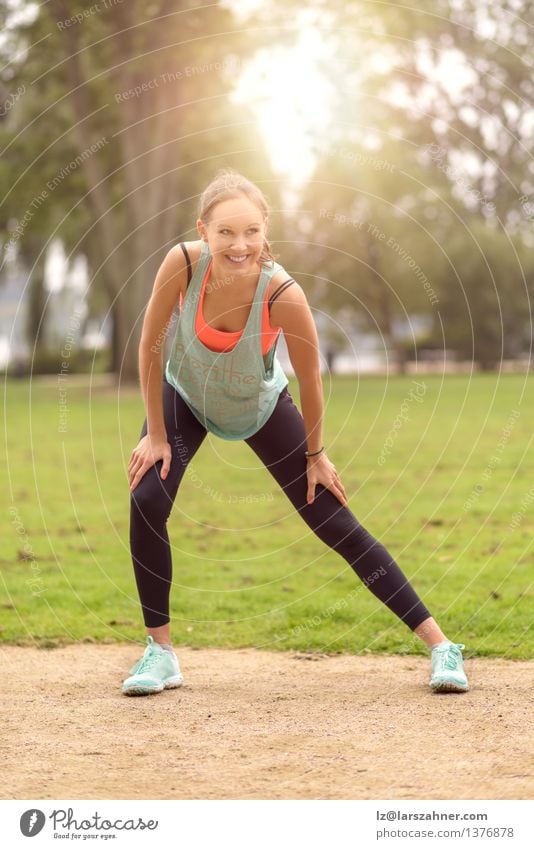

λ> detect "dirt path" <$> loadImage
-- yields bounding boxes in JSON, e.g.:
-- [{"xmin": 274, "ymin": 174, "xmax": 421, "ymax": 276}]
[{"xmin": 2, "ymin": 645, "xmax": 532, "ymax": 800}]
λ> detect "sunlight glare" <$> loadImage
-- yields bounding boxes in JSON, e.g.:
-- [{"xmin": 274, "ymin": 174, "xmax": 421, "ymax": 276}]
[{"xmin": 231, "ymin": 24, "xmax": 336, "ymax": 205}]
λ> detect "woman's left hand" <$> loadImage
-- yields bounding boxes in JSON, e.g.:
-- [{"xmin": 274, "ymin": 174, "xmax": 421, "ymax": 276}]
[{"xmin": 306, "ymin": 452, "xmax": 348, "ymax": 507}]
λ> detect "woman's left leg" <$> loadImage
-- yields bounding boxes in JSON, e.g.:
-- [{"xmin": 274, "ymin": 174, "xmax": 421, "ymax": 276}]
[{"xmin": 245, "ymin": 386, "xmax": 432, "ymax": 634}]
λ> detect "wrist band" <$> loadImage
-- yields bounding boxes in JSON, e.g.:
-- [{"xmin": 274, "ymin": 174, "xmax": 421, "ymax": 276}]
[{"xmin": 305, "ymin": 445, "xmax": 325, "ymax": 458}]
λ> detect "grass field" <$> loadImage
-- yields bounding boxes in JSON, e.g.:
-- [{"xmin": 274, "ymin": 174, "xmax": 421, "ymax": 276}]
[{"xmin": 2, "ymin": 372, "xmax": 532, "ymax": 657}]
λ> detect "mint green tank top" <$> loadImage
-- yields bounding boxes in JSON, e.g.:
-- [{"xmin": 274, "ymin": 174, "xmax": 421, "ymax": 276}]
[{"xmin": 165, "ymin": 240, "xmax": 289, "ymax": 440}]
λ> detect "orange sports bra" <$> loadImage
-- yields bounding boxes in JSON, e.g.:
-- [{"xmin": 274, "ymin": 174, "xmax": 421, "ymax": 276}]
[{"xmin": 179, "ymin": 242, "xmax": 295, "ymax": 355}]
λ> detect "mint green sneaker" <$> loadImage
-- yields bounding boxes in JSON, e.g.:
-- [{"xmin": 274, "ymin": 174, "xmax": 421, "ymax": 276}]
[
  {"xmin": 430, "ymin": 641, "xmax": 469, "ymax": 693},
  {"xmin": 122, "ymin": 635, "xmax": 184, "ymax": 696}
]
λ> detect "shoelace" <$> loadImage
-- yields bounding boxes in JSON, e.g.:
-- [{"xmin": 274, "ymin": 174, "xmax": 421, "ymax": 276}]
[
  {"xmin": 135, "ymin": 648, "xmax": 162, "ymax": 675},
  {"xmin": 435, "ymin": 643, "xmax": 464, "ymax": 670}
]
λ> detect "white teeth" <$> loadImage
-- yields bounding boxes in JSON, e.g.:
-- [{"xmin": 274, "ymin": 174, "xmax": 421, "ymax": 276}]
[{"xmin": 227, "ymin": 255, "xmax": 248, "ymax": 262}]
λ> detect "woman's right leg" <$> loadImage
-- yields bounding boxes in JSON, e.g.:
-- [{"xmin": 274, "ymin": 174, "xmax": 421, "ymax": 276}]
[{"xmin": 129, "ymin": 378, "xmax": 207, "ymax": 631}]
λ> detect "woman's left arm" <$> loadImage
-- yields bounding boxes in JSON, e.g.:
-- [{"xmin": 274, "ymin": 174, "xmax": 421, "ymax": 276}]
[{"xmin": 270, "ymin": 283, "xmax": 348, "ymax": 508}]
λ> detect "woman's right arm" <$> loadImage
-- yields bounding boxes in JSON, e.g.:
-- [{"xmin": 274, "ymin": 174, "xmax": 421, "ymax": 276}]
[
  {"xmin": 139, "ymin": 245, "xmax": 187, "ymax": 436},
  {"xmin": 128, "ymin": 246, "xmax": 187, "ymax": 491}
]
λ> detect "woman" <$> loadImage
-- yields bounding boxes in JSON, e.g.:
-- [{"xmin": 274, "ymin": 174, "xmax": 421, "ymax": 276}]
[{"xmin": 124, "ymin": 169, "xmax": 469, "ymax": 696}]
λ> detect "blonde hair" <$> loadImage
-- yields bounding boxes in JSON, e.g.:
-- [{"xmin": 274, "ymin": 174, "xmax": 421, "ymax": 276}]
[{"xmin": 198, "ymin": 167, "xmax": 278, "ymax": 266}]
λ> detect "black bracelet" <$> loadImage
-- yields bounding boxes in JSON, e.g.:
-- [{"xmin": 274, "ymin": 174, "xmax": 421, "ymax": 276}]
[{"xmin": 305, "ymin": 445, "xmax": 325, "ymax": 458}]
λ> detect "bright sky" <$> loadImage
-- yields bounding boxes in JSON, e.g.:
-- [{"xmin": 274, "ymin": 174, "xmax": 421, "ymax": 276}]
[
  {"xmin": 224, "ymin": 11, "xmax": 480, "ymax": 211},
  {"xmin": 227, "ymin": 9, "xmax": 337, "ymax": 210},
  {"xmin": 222, "ymin": 1, "xmax": 534, "ymax": 211}
]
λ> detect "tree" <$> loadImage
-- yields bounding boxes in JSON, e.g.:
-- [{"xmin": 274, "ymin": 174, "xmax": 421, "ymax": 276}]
[
  {"xmin": 0, "ymin": 0, "xmax": 281, "ymax": 380},
  {"xmin": 264, "ymin": 0, "xmax": 533, "ymax": 369}
]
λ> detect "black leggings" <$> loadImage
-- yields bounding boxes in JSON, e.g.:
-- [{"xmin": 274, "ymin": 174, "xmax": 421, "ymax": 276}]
[{"xmin": 129, "ymin": 380, "xmax": 432, "ymax": 631}]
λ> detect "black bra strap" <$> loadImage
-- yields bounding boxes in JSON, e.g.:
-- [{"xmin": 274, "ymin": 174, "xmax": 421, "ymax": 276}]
[
  {"xmin": 268, "ymin": 278, "xmax": 295, "ymax": 311},
  {"xmin": 178, "ymin": 242, "xmax": 192, "ymax": 286}
]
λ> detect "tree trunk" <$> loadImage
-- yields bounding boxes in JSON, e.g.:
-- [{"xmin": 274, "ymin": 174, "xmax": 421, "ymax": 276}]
[
  {"xmin": 109, "ymin": 258, "xmax": 153, "ymax": 383},
  {"xmin": 47, "ymin": 0, "xmax": 182, "ymax": 382}
]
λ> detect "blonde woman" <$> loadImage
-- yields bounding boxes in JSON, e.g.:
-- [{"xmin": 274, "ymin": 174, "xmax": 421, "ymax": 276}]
[{"xmin": 124, "ymin": 169, "xmax": 468, "ymax": 696}]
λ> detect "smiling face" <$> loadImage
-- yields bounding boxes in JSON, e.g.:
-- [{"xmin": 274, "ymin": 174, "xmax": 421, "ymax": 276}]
[{"xmin": 197, "ymin": 195, "xmax": 267, "ymax": 274}]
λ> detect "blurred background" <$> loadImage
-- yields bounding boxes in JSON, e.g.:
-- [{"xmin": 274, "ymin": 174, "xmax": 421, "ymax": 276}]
[
  {"xmin": 1, "ymin": 0, "xmax": 533, "ymax": 655},
  {"xmin": 1, "ymin": 0, "xmax": 532, "ymax": 381}
]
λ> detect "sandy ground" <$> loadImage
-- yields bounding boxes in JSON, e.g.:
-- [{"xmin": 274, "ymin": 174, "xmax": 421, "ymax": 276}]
[{"xmin": 1, "ymin": 644, "xmax": 533, "ymax": 800}]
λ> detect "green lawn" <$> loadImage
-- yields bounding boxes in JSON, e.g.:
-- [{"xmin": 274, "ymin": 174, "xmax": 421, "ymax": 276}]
[{"xmin": 1, "ymin": 372, "xmax": 532, "ymax": 658}]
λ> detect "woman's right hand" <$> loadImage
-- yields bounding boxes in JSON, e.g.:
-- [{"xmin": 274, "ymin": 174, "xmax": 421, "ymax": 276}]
[{"xmin": 128, "ymin": 434, "xmax": 172, "ymax": 491}]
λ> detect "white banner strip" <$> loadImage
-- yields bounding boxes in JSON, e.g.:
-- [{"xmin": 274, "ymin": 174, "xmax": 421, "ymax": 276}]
[{"xmin": 3, "ymin": 799, "xmax": 532, "ymax": 848}]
